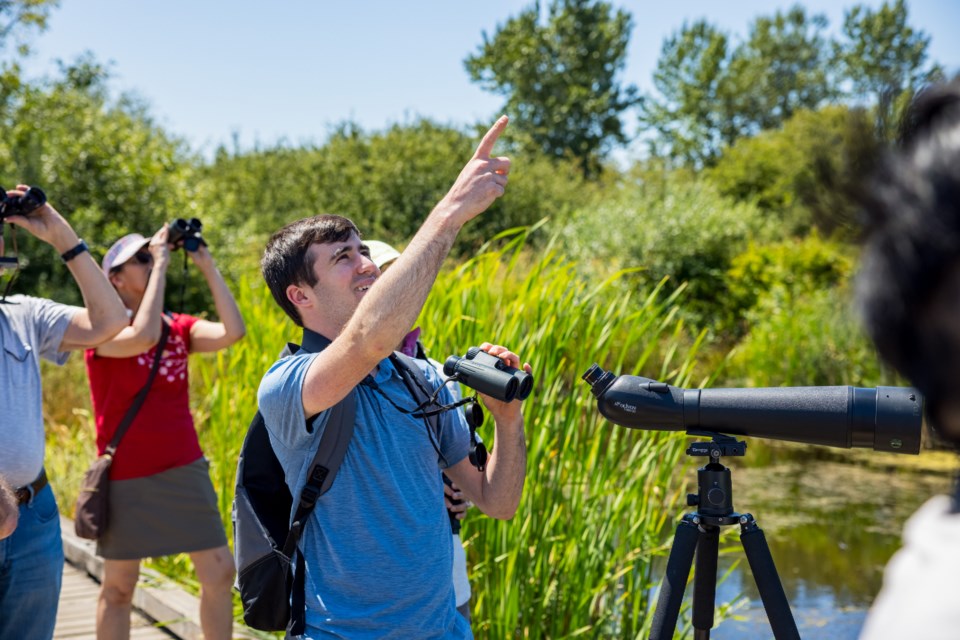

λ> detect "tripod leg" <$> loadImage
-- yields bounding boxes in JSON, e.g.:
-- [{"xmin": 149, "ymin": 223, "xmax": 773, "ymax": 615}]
[
  {"xmin": 739, "ymin": 514, "xmax": 800, "ymax": 640},
  {"xmin": 691, "ymin": 524, "xmax": 720, "ymax": 639},
  {"xmin": 650, "ymin": 515, "xmax": 700, "ymax": 640}
]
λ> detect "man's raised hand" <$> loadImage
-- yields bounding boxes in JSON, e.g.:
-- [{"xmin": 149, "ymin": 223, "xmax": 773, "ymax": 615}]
[{"xmin": 437, "ymin": 116, "xmax": 511, "ymax": 226}]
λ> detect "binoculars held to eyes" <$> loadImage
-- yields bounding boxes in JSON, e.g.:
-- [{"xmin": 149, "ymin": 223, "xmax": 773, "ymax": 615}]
[
  {"xmin": 168, "ymin": 217, "xmax": 206, "ymax": 251},
  {"xmin": 444, "ymin": 347, "xmax": 533, "ymax": 403},
  {"xmin": 0, "ymin": 186, "xmax": 46, "ymax": 221}
]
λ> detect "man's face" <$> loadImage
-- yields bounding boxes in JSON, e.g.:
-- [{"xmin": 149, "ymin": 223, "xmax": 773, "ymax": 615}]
[{"xmin": 304, "ymin": 232, "xmax": 380, "ymax": 324}]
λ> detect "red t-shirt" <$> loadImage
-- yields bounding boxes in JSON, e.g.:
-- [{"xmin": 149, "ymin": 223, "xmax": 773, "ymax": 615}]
[{"xmin": 85, "ymin": 313, "xmax": 203, "ymax": 480}]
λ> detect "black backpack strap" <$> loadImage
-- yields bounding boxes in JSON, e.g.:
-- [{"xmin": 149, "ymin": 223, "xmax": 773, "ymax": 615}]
[{"xmin": 283, "ymin": 327, "xmax": 355, "ymax": 637}]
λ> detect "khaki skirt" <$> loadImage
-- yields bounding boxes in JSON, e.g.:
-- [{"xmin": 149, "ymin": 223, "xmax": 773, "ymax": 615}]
[{"xmin": 97, "ymin": 457, "xmax": 227, "ymax": 560}]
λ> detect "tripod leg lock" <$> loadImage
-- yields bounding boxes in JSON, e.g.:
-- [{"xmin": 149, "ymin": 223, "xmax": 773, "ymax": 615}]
[{"xmin": 738, "ymin": 513, "xmax": 759, "ymax": 533}]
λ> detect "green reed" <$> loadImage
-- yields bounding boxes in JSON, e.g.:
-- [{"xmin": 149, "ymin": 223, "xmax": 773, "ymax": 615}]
[
  {"xmin": 45, "ymin": 229, "xmax": 709, "ymax": 638},
  {"xmin": 414, "ymin": 229, "xmax": 706, "ymax": 638}
]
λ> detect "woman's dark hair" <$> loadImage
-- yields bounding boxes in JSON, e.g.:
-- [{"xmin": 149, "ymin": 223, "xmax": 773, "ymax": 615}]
[
  {"xmin": 261, "ymin": 215, "xmax": 360, "ymax": 327},
  {"xmin": 857, "ymin": 76, "xmax": 960, "ymax": 439}
]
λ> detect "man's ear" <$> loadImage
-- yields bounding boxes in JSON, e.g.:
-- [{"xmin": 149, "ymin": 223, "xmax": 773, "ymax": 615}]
[{"xmin": 285, "ymin": 284, "xmax": 312, "ymax": 310}]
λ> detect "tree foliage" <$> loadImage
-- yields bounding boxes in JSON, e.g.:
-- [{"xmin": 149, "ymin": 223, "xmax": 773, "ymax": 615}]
[
  {"xmin": 464, "ymin": 0, "xmax": 637, "ymax": 177},
  {"xmin": 558, "ymin": 172, "xmax": 781, "ymax": 327},
  {"xmin": 0, "ymin": 0, "xmax": 58, "ymax": 55},
  {"xmin": 640, "ymin": 7, "xmax": 833, "ymax": 167},
  {"xmin": 708, "ymin": 105, "xmax": 881, "ymax": 239},
  {"xmin": 834, "ymin": 0, "xmax": 942, "ymax": 138},
  {"xmin": 202, "ymin": 119, "xmax": 598, "ymax": 258},
  {"xmin": 641, "ymin": 1, "xmax": 939, "ymax": 166},
  {"xmin": 0, "ymin": 58, "xmax": 195, "ymax": 304}
]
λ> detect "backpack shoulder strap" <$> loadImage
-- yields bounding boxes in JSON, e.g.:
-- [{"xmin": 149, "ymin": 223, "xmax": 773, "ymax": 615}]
[
  {"xmin": 289, "ymin": 390, "xmax": 356, "ymax": 527},
  {"xmin": 288, "ymin": 328, "xmax": 357, "ymax": 521}
]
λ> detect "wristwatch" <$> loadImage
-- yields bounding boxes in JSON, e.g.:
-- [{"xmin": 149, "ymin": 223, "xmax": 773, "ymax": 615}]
[{"xmin": 60, "ymin": 239, "xmax": 89, "ymax": 263}]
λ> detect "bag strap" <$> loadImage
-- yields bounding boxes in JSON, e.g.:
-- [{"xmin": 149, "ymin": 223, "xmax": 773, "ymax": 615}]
[
  {"xmin": 104, "ymin": 320, "xmax": 171, "ymax": 456},
  {"xmin": 277, "ymin": 327, "xmax": 358, "ymax": 637},
  {"xmin": 280, "ymin": 333, "xmax": 442, "ymax": 636}
]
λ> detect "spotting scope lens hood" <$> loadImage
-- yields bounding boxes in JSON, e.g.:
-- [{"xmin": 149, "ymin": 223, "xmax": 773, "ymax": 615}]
[{"xmin": 581, "ymin": 364, "xmax": 924, "ymax": 454}]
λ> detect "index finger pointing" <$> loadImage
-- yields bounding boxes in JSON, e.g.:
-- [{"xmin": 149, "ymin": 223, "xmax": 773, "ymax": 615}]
[{"xmin": 473, "ymin": 115, "xmax": 509, "ymax": 159}]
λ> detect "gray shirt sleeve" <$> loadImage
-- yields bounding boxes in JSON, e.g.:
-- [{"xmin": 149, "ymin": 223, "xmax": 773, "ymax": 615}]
[{"xmin": 22, "ymin": 295, "xmax": 78, "ymax": 364}]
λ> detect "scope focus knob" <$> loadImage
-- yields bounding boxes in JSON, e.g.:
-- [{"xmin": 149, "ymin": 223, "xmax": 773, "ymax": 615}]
[{"xmin": 687, "ymin": 493, "xmax": 699, "ymax": 507}]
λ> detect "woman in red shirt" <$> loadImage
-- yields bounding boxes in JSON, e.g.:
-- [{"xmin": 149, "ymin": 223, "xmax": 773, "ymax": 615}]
[{"xmin": 85, "ymin": 224, "xmax": 245, "ymax": 640}]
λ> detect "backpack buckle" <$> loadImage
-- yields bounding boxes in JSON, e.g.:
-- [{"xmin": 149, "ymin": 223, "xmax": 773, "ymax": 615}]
[{"xmin": 299, "ymin": 485, "xmax": 320, "ymax": 509}]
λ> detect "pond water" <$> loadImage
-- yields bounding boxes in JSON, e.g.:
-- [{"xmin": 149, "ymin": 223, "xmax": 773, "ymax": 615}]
[{"xmin": 661, "ymin": 446, "xmax": 955, "ymax": 639}]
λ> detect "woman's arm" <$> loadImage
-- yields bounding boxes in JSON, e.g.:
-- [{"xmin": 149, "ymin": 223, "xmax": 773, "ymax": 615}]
[{"xmin": 187, "ymin": 244, "xmax": 246, "ymax": 353}]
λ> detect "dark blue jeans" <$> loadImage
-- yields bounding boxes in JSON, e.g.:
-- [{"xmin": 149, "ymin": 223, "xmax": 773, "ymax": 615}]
[{"xmin": 0, "ymin": 484, "xmax": 62, "ymax": 640}]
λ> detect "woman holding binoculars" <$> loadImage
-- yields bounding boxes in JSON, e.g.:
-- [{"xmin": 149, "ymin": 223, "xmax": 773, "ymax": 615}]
[{"xmin": 83, "ymin": 223, "xmax": 245, "ymax": 640}]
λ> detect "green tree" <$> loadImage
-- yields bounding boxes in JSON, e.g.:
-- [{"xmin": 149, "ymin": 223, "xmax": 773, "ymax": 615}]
[
  {"xmin": 708, "ymin": 105, "xmax": 880, "ymax": 238},
  {"xmin": 638, "ymin": 19, "xmax": 730, "ymax": 167},
  {"xmin": 559, "ymin": 172, "xmax": 781, "ymax": 328},
  {"xmin": 0, "ymin": 56, "xmax": 196, "ymax": 303},
  {"xmin": 640, "ymin": 7, "xmax": 833, "ymax": 167},
  {"xmin": 464, "ymin": 0, "xmax": 638, "ymax": 178},
  {"xmin": 201, "ymin": 118, "xmax": 599, "ymax": 260},
  {"xmin": 0, "ymin": 0, "xmax": 58, "ymax": 54},
  {"xmin": 834, "ymin": 0, "xmax": 942, "ymax": 138},
  {"xmin": 726, "ymin": 6, "xmax": 834, "ymax": 132}
]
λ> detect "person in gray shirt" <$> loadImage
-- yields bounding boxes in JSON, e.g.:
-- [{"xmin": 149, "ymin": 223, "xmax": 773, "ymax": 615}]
[{"xmin": 0, "ymin": 184, "xmax": 127, "ymax": 640}]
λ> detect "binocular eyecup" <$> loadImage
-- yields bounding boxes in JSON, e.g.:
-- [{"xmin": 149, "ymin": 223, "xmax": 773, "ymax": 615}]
[
  {"xmin": 168, "ymin": 217, "xmax": 205, "ymax": 251},
  {"xmin": 0, "ymin": 186, "xmax": 47, "ymax": 221},
  {"xmin": 443, "ymin": 346, "xmax": 533, "ymax": 403}
]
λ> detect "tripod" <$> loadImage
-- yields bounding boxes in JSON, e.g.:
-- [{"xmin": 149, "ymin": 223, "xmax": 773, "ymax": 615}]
[{"xmin": 649, "ymin": 433, "xmax": 800, "ymax": 640}]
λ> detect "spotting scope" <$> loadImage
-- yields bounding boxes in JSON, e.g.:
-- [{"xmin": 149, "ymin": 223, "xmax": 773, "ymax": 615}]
[{"xmin": 581, "ymin": 364, "xmax": 924, "ymax": 454}]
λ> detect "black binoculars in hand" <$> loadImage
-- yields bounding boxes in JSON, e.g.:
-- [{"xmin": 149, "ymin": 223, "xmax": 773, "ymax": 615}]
[
  {"xmin": 0, "ymin": 186, "xmax": 46, "ymax": 221},
  {"xmin": 444, "ymin": 347, "xmax": 533, "ymax": 403},
  {"xmin": 168, "ymin": 217, "xmax": 206, "ymax": 251}
]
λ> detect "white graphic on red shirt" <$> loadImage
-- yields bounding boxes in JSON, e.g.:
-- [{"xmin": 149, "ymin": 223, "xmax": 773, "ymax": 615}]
[{"xmin": 136, "ymin": 332, "xmax": 188, "ymax": 382}]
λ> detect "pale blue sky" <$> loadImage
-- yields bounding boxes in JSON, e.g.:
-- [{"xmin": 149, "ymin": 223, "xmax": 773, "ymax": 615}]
[{"xmin": 17, "ymin": 0, "xmax": 959, "ymax": 158}]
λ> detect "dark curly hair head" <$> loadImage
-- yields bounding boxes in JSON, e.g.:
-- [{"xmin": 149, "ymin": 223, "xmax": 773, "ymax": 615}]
[{"xmin": 856, "ymin": 76, "xmax": 960, "ymax": 442}]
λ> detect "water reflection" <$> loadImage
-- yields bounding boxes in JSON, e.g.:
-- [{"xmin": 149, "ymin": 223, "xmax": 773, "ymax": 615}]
[{"xmin": 704, "ymin": 450, "xmax": 953, "ymax": 639}]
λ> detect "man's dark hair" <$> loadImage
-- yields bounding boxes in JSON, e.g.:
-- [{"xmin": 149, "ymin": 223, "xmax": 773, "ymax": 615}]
[
  {"xmin": 857, "ymin": 76, "xmax": 960, "ymax": 440},
  {"xmin": 261, "ymin": 215, "xmax": 361, "ymax": 327}
]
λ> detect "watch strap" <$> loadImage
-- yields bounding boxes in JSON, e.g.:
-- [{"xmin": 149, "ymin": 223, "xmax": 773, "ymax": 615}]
[{"xmin": 60, "ymin": 239, "xmax": 89, "ymax": 263}]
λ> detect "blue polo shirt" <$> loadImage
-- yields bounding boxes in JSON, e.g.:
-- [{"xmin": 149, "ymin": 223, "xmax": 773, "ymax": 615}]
[{"xmin": 258, "ymin": 353, "xmax": 473, "ymax": 639}]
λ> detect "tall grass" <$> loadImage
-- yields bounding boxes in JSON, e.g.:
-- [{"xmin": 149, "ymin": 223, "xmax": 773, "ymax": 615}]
[
  {"xmin": 45, "ymin": 229, "xmax": 711, "ymax": 638},
  {"xmin": 413, "ymin": 230, "xmax": 708, "ymax": 638}
]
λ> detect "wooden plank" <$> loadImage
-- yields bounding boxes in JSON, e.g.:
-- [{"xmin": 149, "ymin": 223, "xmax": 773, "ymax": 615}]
[{"xmin": 54, "ymin": 562, "xmax": 176, "ymax": 640}]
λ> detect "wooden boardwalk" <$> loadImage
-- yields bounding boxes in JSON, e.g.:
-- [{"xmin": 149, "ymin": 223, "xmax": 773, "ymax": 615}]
[
  {"xmin": 56, "ymin": 516, "xmax": 258, "ymax": 640},
  {"xmin": 55, "ymin": 561, "xmax": 176, "ymax": 639}
]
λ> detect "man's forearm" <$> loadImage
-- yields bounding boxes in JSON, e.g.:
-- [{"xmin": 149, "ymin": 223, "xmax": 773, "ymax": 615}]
[
  {"xmin": 66, "ymin": 251, "xmax": 126, "ymax": 332},
  {"xmin": 477, "ymin": 416, "xmax": 527, "ymax": 520},
  {"xmin": 342, "ymin": 209, "xmax": 460, "ymax": 359}
]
